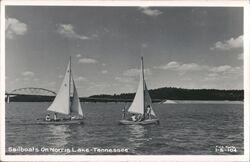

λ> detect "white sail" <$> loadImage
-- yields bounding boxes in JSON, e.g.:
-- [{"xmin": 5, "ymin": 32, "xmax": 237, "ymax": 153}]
[
  {"xmin": 70, "ymin": 79, "xmax": 83, "ymax": 116},
  {"xmin": 47, "ymin": 61, "xmax": 71, "ymax": 115},
  {"xmin": 144, "ymin": 83, "xmax": 156, "ymax": 117},
  {"xmin": 128, "ymin": 56, "xmax": 157, "ymax": 118},
  {"xmin": 128, "ymin": 58, "xmax": 144, "ymax": 115},
  {"xmin": 128, "ymin": 73, "xmax": 144, "ymax": 114}
]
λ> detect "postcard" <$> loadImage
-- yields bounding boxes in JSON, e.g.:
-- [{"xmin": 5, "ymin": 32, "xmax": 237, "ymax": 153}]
[{"xmin": 1, "ymin": 0, "xmax": 249, "ymax": 161}]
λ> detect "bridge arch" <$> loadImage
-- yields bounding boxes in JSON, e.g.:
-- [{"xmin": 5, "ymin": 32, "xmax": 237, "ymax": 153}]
[{"xmin": 10, "ymin": 87, "xmax": 56, "ymax": 96}]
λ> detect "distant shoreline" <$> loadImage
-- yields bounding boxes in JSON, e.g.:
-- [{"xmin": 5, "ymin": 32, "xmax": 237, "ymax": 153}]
[
  {"xmin": 161, "ymin": 100, "xmax": 243, "ymax": 104},
  {"xmin": 5, "ymin": 99, "xmax": 244, "ymax": 104},
  {"xmin": 6, "ymin": 87, "xmax": 243, "ymax": 103}
]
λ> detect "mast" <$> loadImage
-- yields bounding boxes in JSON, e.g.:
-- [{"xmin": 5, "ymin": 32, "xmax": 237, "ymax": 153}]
[
  {"xmin": 69, "ymin": 56, "xmax": 72, "ymax": 114},
  {"xmin": 68, "ymin": 57, "xmax": 84, "ymax": 117},
  {"xmin": 141, "ymin": 56, "xmax": 145, "ymax": 118}
]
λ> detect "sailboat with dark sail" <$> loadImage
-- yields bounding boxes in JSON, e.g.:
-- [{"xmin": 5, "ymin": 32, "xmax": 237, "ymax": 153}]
[
  {"xmin": 119, "ymin": 56, "xmax": 159, "ymax": 125},
  {"xmin": 37, "ymin": 57, "xmax": 84, "ymax": 125}
]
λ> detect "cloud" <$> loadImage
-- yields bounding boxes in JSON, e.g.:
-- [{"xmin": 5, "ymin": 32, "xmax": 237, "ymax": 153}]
[
  {"xmin": 116, "ymin": 68, "xmax": 152, "ymax": 87},
  {"xmin": 21, "ymin": 71, "xmax": 34, "ymax": 77},
  {"xmin": 78, "ymin": 58, "xmax": 98, "ymax": 64},
  {"xmin": 155, "ymin": 61, "xmax": 242, "ymax": 88},
  {"xmin": 75, "ymin": 76, "xmax": 88, "ymax": 82},
  {"xmin": 204, "ymin": 66, "xmax": 242, "ymax": 82},
  {"xmin": 58, "ymin": 74, "xmax": 64, "ymax": 78},
  {"xmin": 155, "ymin": 61, "xmax": 242, "ymax": 78},
  {"xmin": 209, "ymin": 65, "xmax": 232, "ymax": 73},
  {"xmin": 115, "ymin": 77, "xmax": 135, "ymax": 84},
  {"xmin": 210, "ymin": 35, "xmax": 243, "ymax": 50},
  {"xmin": 57, "ymin": 24, "xmax": 89, "ymax": 40},
  {"xmin": 6, "ymin": 18, "xmax": 27, "ymax": 39},
  {"xmin": 155, "ymin": 61, "xmax": 180, "ymax": 70},
  {"xmin": 123, "ymin": 68, "xmax": 152, "ymax": 77},
  {"xmin": 101, "ymin": 70, "xmax": 108, "ymax": 74},
  {"xmin": 76, "ymin": 54, "xmax": 82, "ymax": 58},
  {"xmin": 178, "ymin": 63, "xmax": 201, "ymax": 71},
  {"xmin": 139, "ymin": 7, "xmax": 163, "ymax": 17},
  {"xmin": 155, "ymin": 61, "xmax": 203, "ymax": 72},
  {"xmin": 208, "ymin": 65, "xmax": 241, "ymax": 76}
]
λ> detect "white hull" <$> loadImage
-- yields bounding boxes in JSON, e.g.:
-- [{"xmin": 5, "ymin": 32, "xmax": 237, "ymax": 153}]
[
  {"xmin": 119, "ymin": 119, "xmax": 159, "ymax": 125},
  {"xmin": 36, "ymin": 119, "xmax": 84, "ymax": 125}
]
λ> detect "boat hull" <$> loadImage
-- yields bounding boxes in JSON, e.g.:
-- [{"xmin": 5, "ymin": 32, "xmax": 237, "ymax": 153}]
[
  {"xmin": 36, "ymin": 119, "xmax": 84, "ymax": 125},
  {"xmin": 119, "ymin": 119, "xmax": 159, "ymax": 125}
]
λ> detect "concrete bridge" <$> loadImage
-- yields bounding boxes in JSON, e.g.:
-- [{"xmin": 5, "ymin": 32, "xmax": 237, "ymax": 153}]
[{"xmin": 5, "ymin": 87, "xmax": 56, "ymax": 103}]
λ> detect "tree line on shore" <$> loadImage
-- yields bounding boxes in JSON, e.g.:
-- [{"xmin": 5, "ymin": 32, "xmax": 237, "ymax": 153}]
[
  {"xmin": 89, "ymin": 87, "xmax": 243, "ymax": 101},
  {"xmin": 7, "ymin": 87, "xmax": 243, "ymax": 102}
]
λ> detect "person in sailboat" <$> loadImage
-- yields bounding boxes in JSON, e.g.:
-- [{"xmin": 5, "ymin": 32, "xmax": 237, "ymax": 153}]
[
  {"xmin": 122, "ymin": 106, "xmax": 126, "ymax": 119},
  {"xmin": 146, "ymin": 105, "xmax": 152, "ymax": 119},
  {"xmin": 136, "ymin": 114, "xmax": 143, "ymax": 121},
  {"xmin": 131, "ymin": 114, "xmax": 137, "ymax": 122},
  {"xmin": 45, "ymin": 113, "xmax": 50, "ymax": 121},
  {"xmin": 53, "ymin": 113, "xmax": 58, "ymax": 121},
  {"xmin": 70, "ymin": 115, "xmax": 76, "ymax": 120},
  {"xmin": 37, "ymin": 57, "xmax": 85, "ymax": 125}
]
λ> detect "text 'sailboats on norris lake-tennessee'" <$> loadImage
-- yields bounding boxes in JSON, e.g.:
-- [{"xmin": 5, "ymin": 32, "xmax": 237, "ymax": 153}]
[
  {"xmin": 37, "ymin": 57, "xmax": 84, "ymax": 125},
  {"xmin": 119, "ymin": 57, "xmax": 159, "ymax": 125}
]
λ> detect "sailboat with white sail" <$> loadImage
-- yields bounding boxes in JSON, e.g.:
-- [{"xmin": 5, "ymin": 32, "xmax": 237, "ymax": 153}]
[
  {"xmin": 119, "ymin": 56, "xmax": 159, "ymax": 125},
  {"xmin": 37, "ymin": 57, "xmax": 84, "ymax": 125}
]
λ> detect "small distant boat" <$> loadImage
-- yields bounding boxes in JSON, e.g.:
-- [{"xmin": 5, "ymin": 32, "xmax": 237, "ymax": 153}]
[
  {"xmin": 37, "ymin": 57, "xmax": 84, "ymax": 125},
  {"xmin": 119, "ymin": 56, "xmax": 159, "ymax": 125},
  {"xmin": 161, "ymin": 99, "xmax": 177, "ymax": 104}
]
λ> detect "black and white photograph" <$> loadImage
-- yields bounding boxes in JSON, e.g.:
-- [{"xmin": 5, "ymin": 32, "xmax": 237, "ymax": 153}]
[{"xmin": 1, "ymin": 0, "xmax": 249, "ymax": 161}]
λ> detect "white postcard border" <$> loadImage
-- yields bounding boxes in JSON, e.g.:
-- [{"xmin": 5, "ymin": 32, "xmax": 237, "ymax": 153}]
[{"xmin": 1, "ymin": 1, "xmax": 249, "ymax": 162}]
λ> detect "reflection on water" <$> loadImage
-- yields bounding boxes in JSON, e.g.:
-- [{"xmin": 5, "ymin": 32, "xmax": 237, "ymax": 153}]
[
  {"xmin": 47, "ymin": 125, "xmax": 70, "ymax": 148},
  {"xmin": 127, "ymin": 125, "xmax": 147, "ymax": 150}
]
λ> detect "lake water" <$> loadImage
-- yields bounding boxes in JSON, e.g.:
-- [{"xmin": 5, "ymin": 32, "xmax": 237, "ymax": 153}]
[{"xmin": 5, "ymin": 102, "xmax": 243, "ymax": 155}]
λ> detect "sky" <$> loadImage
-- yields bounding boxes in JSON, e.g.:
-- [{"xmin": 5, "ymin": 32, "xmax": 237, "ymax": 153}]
[{"xmin": 5, "ymin": 6, "xmax": 243, "ymax": 97}]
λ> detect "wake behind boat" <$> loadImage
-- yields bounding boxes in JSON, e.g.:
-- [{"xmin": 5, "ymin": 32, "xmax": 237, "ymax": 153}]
[
  {"xmin": 37, "ymin": 57, "xmax": 84, "ymax": 125},
  {"xmin": 119, "ymin": 56, "xmax": 159, "ymax": 125}
]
